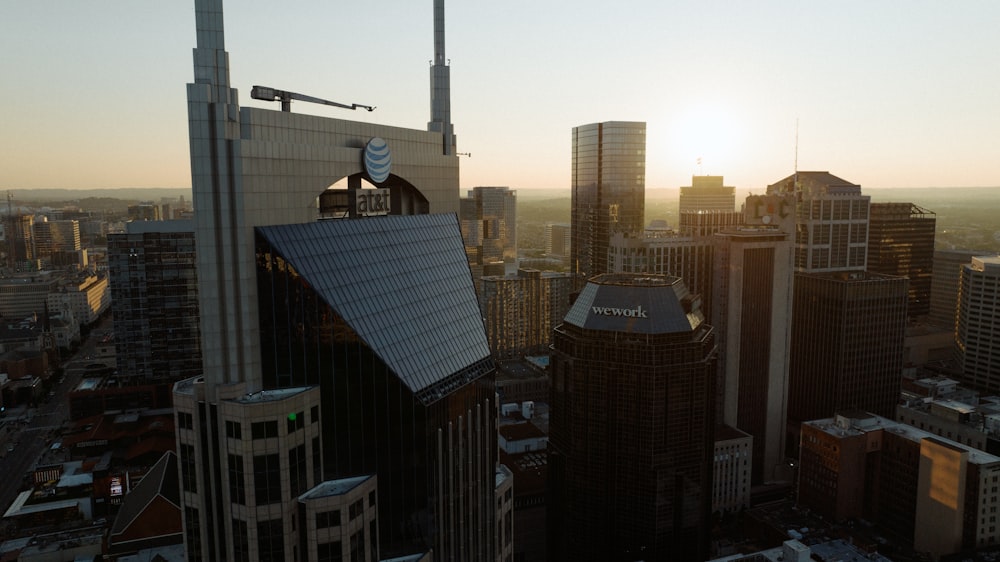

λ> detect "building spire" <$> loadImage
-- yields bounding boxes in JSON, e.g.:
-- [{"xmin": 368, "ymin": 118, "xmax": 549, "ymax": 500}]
[{"xmin": 428, "ymin": 0, "xmax": 453, "ymax": 155}]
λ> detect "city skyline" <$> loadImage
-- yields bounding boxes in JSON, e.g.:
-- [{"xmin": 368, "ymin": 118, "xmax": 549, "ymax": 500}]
[{"xmin": 2, "ymin": 1, "xmax": 998, "ymax": 192}]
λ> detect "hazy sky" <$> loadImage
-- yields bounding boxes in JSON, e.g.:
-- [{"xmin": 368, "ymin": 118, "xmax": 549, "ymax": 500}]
[{"xmin": 2, "ymin": 1, "xmax": 998, "ymax": 192}]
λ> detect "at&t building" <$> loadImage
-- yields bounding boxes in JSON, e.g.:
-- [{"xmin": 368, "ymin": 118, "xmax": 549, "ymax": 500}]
[{"xmin": 173, "ymin": 0, "xmax": 500, "ymax": 560}]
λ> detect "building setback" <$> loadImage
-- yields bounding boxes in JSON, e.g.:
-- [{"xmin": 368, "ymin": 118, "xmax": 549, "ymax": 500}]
[
  {"xmin": 571, "ymin": 121, "xmax": 646, "ymax": 280},
  {"xmin": 548, "ymin": 273, "xmax": 717, "ymax": 561}
]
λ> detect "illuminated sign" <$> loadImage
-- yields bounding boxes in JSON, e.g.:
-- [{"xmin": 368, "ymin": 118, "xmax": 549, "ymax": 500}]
[
  {"xmin": 364, "ymin": 137, "xmax": 392, "ymax": 184},
  {"xmin": 356, "ymin": 188, "xmax": 392, "ymax": 216},
  {"xmin": 591, "ymin": 305, "xmax": 648, "ymax": 318},
  {"xmin": 110, "ymin": 477, "xmax": 123, "ymax": 497}
]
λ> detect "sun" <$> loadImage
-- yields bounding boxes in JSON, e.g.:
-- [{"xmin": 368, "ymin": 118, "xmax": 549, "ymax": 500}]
[{"xmin": 653, "ymin": 102, "xmax": 747, "ymax": 180}]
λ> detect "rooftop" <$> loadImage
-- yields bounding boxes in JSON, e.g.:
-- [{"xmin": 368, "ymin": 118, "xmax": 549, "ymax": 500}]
[{"xmin": 299, "ymin": 475, "xmax": 373, "ymax": 500}]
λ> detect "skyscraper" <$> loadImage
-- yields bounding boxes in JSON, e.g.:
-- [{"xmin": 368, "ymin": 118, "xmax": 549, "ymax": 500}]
[
  {"xmin": 867, "ymin": 202, "xmax": 936, "ymax": 318},
  {"xmin": 571, "ymin": 121, "xmax": 646, "ymax": 280},
  {"xmin": 930, "ymin": 249, "xmax": 990, "ymax": 331},
  {"xmin": 460, "ymin": 185, "xmax": 517, "ymax": 280},
  {"xmin": 767, "ymin": 171, "xmax": 870, "ymax": 273},
  {"xmin": 108, "ymin": 220, "xmax": 201, "ymax": 384},
  {"xmin": 175, "ymin": 0, "xmax": 498, "ymax": 559},
  {"xmin": 712, "ymin": 193, "xmax": 795, "ymax": 484},
  {"xmin": 787, "ymin": 271, "xmax": 908, "ymax": 431},
  {"xmin": 548, "ymin": 273, "xmax": 717, "ymax": 561},
  {"xmin": 957, "ymin": 256, "xmax": 1000, "ymax": 393},
  {"xmin": 679, "ymin": 175, "xmax": 735, "ymax": 214}
]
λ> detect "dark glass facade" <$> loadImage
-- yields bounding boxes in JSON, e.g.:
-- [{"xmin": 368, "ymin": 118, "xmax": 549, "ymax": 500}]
[
  {"xmin": 571, "ymin": 122, "xmax": 646, "ymax": 280},
  {"xmin": 788, "ymin": 271, "xmax": 908, "ymax": 436},
  {"xmin": 867, "ymin": 202, "xmax": 936, "ymax": 318},
  {"xmin": 254, "ymin": 215, "xmax": 497, "ymax": 560},
  {"xmin": 548, "ymin": 274, "xmax": 717, "ymax": 561}
]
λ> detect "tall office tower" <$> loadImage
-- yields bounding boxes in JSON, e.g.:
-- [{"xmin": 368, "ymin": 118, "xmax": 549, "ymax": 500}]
[
  {"xmin": 930, "ymin": 249, "xmax": 991, "ymax": 330},
  {"xmin": 254, "ymin": 216, "xmax": 496, "ymax": 559},
  {"xmin": 108, "ymin": 221, "xmax": 201, "ymax": 384},
  {"xmin": 957, "ymin": 256, "xmax": 1000, "ymax": 393},
  {"xmin": 608, "ymin": 231, "xmax": 715, "ymax": 319},
  {"xmin": 480, "ymin": 268, "xmax": 574, "ymax": 358},
  {"xmin": 176, "ymin": 0, "xmax": 497, "ymax": 560},
  {"xmin": 767, "ymin": 171, "xmax": 870, "ymax": 273},
  {"xmin": 549, "ymin": 273, "xmax": 717, "ymax": 561},
  {"xmin": 712, "ymin": 193, "xmax": 795, "ymax": 484},
  {"xmin": 33, "ymin": 219, "xmax": 81, "ymax": 259},
  {"xmin": 787, "ymin": 271, "xmax": 908, "ymax": 436},
  {"xmin": 545, "ymin": 223, "xmax": 571, "ymax": 260},
  {"xmin": 867, "ymin": 203, "xmax": 936, "ymax": 318},
  {"xmin": 571, "ymin": 121, "xmax": 646, "ymax": 280},
  {"xmin": 679, "ymin": 175, "xmax": 735, "ymax": 214},
  {"xmin": 460, "ymin": 186, "xmax": 517, "ymax": 278}
]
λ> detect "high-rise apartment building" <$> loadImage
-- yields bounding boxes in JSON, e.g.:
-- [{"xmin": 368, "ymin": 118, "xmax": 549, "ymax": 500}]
[
  {"xmin": 33, "ymin": 219, "xmax": 81, "ymax": 259},
  {"xmin": 480, "ymin": 268, "xmax": 574, "ymax": 358},
  {"xmin": 175, "ymin": 1, "xmax": 499, "ymax": 559},
  {"xmin": 957, "ymin": 256, "xmax": 1000, "ymax": 393},
  {"xmin": 108, "ymin": 220, "xmax": 201, "ymax": 383},
  {"xmin": 867, "ymin": 203, "xmax": 936, "ymax": 318},
  {"xmin": 460, "ymin": 186, "xmax": 517, "ymax": 279},
  {"xmin": 571, "ymin": 121, "xmax": 646, "ymax": 280},
  {"xmin": 679, "ymin": 175, "xmax": 735, "ymax": 214},
  {"xmin": 712, "ymin": 193, "xmax": 795, "ymax": 484},
  {"xmin": 930, "ymin": 249, "xmax": 991, "ymax": 330},
  {"xmin": 767, "ymin": 171, "xmax": 870, "ymax": 273},
  {"xmin": 548, "ymin": 273, "xmax": 717, "ymax": 561},
  {"xmin": 545, "ymin": 223, "xmax": 571, "ymax": 261},
  {"xmin": 787, "ymin": 271, "xmax": 908, "ymax": 433}
]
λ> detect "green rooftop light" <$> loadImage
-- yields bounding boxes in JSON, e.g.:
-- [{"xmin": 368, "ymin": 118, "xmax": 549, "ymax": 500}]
[{"xmin": 288, "ymin": 413, "xmax": 297, "ymax": 421}]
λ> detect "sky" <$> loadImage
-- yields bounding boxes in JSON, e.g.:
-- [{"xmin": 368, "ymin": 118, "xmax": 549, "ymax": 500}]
[{"xmin": 2, "ymin": 1, "xmax": 998, "ymax": 192}]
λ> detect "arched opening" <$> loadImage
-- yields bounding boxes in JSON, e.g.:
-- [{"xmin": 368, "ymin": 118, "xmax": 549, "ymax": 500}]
[{"xmin": 317, "ymin": 173, "xmax": 430, "ymax": 220}]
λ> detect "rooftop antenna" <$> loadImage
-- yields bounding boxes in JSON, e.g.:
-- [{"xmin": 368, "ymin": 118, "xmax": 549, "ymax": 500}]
[
  {"xmin": 792, "ymin": 118, "xmax": 800, "ymax": 192},
  {"xmin": 697, "ymin": 156, "xmax": 703, "ymax": 175}
]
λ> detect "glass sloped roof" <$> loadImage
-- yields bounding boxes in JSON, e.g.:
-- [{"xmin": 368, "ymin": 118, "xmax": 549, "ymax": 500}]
[{"xmin": 256, "ymin": 214, "xmax": 491, "ymax": 394}]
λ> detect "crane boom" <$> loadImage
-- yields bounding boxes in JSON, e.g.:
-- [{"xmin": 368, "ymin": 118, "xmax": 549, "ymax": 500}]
[{"xmin": 250, "ymin": 85, "xmax": 375, "ymax": 113}]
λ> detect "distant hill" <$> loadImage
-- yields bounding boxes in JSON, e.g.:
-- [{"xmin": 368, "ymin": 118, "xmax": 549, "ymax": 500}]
[{"xmin": 8, "ymin": 188, "xmax": 191, "ymax": 204}]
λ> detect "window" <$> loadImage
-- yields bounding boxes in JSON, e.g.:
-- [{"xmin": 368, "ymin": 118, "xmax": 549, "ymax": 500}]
[
  {"xmin": 257, "ymin": 519, "xmax": 285, "ymax": 561},
  {"xmin": 226, "ymin": 420, "xmax": 242, "ymax": 439},
  {"xmin": 180, "ymin": 443, "xmax": 197, "ymax": 493},
  {"xmin": 349, "ymin": 529, "xmax": 366, "ymax": 562},
  {"xmin": 317, "ymin": 541, "xmax": 343, "ymax": 562},
  {"xmin": 184, "ymin": 506, "xmax": 202, "ymax": 561},
  {"xmin": 178, "ymin": 411, "xmax": 193, "ymax": 430},
  {"xmin": 368, "ymin": 490, "xmax": 376, "ymax": 508},
  {"xmin": 253, "ymin": 454, "xmax": 282, "ymax": 504},
  {"xmin": 311, "ymin": 405, "xmax": 320, "ymax": 424},
  {"xmin": 228, "ymin": 454, "xmax": 246, "ymax": 504},
  {"xmin": 289, "ymin": 444, "xmax": 307, "ymax": 496},
  {"xmin": 287, "ymin": 411, "xmax": 305, "ymax": 434},
  {"xmin": 251, "ymin": 420, "xmax": 278, "ymax": 440},
  {"xmin": 317, "ymin": 509, "xmax": 341, "ymax": 528},
  {"xmin": 231, "ymin": 518, "xmax": 250, "ymax": 562},
  {"xmin": 349, "ymin": 498, "xmax": 365, "ymax": 520}
]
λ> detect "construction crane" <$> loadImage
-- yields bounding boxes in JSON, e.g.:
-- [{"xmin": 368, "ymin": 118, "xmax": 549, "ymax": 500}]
[{"xmin": 250, "ymin": 85, "xmax": 375, "ymax": 113}]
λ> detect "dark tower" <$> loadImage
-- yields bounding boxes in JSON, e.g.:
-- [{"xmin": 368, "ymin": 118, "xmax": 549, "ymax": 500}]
[{"xmin": 548, "ymin": 274, "xmax": 717, "ymax": 561}]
